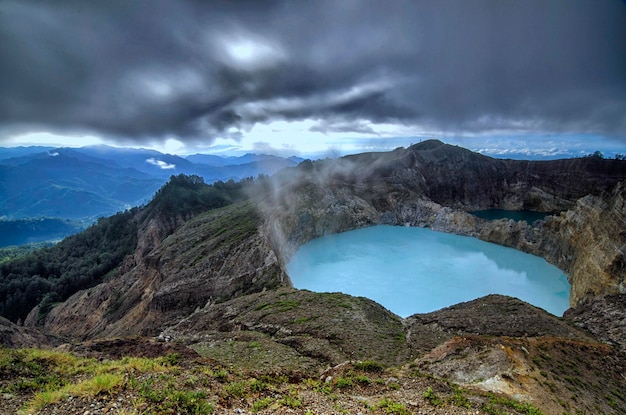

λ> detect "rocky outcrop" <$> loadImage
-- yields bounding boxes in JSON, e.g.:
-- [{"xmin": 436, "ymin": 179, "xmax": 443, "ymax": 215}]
[
  {"xmin": 474, "ymin": 182, "xmax": 626, "ymax": 305},
  {"xmin": 417, "ymin": 335, "xmax": 625, "ymax": 415},
  {"xmin": 34, "ymin": 201, "xmax": 286, "ymax": 340},
  {"xmin": 259, "ymin": 140, "xmax": 626, "ymax": 307},
  {"xmin": 404, "ymin": 295, "xmax": 594, "ymax": 354},
  {"xmin": 409, "ymin": 296, "xmax": 625, "ymax": 415},
  {"xmin": 564, "ymin": 293, "xmax": 626, "ymax": 352},
  {"xmin": 161, "ymin": 287, "xmax": 409, "ymax": 367}
]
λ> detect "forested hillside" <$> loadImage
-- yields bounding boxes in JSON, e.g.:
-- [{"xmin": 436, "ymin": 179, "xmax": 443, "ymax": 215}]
[
  {"xmin": 0, "ymin": 174, "xmax": 252, "ymax": 324},
  {"xmin": 0, "ymin": 210, "xmax": 137, "ymax": 323}
]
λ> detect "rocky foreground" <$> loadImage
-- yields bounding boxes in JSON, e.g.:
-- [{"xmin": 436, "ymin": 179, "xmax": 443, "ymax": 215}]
[
  {"xmin": 2, "ymin": 141, "xmax": 626, "ymax": 414},
  {"xmin": 3, "ymin": 292, "xmax": 625, "ymax": 414}
]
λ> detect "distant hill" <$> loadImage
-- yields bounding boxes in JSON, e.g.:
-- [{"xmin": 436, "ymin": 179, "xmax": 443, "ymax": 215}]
[
  {"xmin": 0, "ymin": 145, "xmax": 301, "ymax": 225},
  {"xmin": 0, "ymin": 146, "xmax": 55, "ymax": 160},
  {"xmin": 0, "ymin": 218, "xmax": 84, "ymax": 248},
  {"xmin": 185, "ymin": 153, "xmax": 305, "ymax": 182},
  {"xmin": 0, "ymin": 149, "xmax": 162, "ymax": 220},
  {"xmin": 186, "ymin": 152, "xmax": 304, "ymax": 166}
]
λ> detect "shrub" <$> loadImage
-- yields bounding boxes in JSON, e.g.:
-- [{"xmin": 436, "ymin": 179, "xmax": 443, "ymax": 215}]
[{"xmin": 353, "ymin": 360, "xmax": 384, "ymax": 373}]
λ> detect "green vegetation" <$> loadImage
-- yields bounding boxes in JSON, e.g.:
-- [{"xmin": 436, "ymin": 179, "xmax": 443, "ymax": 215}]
[
  {"xmin": 0, "ymin": 347, "xmax": 176, "ymax": 414},
  {"xmin": 0, "ymin": 242, "xmax": 56, "ymax": 264},
  {"xmin": 255, "ymin": 300, "xmax": 300, "ymax": 312},
  {"xmin": 251, "ymin": 396, "xmax": 273, "ymax": 412},
  {"xmin": 353, "ymin": 359, "xmax": 385, "ymax": 373},
  {"xmin": 136, "ymin": 378, "xmax": 214, "ymax": 414},
  {"xmin": 278, "ymin": 390, "xmax": 303, "ymax": 408},
  {"xmin": 583, "ymin": 151, "xmax": 626, "ymax": 160},
  {"xmin": 334, "ymin": 377, "xmax": 353, "ymax": 389},
  {"xmin": 354, "ymin": 374, "xmax": 372, "ymax": 385},
  {"xmin": 423, "ymin": 387, "xmax": 445, "ymax": 406},
  {"xmin": 450, "ymin": 386, "xmax": 472, "ymax": 408},
  {"xmin": 377, "ymin": 397, "xmax": 411, "ymax": 415},
  {"xmin": 482, "ymin": 393, "xmax": 545, "ymax": 415},
  {"xmin": 0, "ymin": 346, "xmax": 574, "ymax": 414},
  {"xmin": 143, "ymin": 174, "xmax": 250, "ymax": 221},
  {"xmin": 222, "ymin": 380, "xmax": 248, "ymax": 399},
  {"xmin": 583, "ymin": 150, "xmax": 605, "ymax": 159}
]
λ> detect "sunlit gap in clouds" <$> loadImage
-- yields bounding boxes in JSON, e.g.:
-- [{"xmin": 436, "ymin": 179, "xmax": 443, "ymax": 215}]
[{"xmin": 212, "ymin": 31, "xmax": 286, "ymax": 71}]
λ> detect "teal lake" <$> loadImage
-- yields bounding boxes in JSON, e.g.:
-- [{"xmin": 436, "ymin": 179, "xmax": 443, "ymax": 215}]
[{"xmin": 287, "ymin": 225, "xmax": 570, "ymax": 317}]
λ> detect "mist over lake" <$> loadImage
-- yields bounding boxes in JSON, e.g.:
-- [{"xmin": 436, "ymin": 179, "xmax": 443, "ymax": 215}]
[{"xmin": 287, "ymin": 225, "xmax": 570, "ymax": 317}]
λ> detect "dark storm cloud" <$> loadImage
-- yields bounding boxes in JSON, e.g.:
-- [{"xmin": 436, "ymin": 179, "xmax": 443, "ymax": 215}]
[{"xmin": 1, "ymin": 0, "xmax": 625, "ymax": 144}]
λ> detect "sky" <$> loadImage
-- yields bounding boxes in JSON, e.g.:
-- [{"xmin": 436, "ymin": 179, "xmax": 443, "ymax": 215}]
[{"xmin": 1, "ymin": 0, "xmax": 625, "ymax": 159}]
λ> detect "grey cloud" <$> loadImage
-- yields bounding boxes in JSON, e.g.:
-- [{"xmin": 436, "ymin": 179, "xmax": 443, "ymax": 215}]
[
  {"xmin": 0, "ymin": 0, "xmax": 625, "ymax": 145},
  {"xmin": 310, "ymin": 119, "xmax": 379, "ymax": 136}
]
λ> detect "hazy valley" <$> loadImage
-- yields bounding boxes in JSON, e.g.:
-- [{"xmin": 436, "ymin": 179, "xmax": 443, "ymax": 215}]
[{"xmin": 0, "ymin": 145, "xmax": 302, "ymax": 248}]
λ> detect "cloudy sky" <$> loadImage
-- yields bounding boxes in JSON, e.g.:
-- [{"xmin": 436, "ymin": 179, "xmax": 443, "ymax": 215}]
[{"xmin": 1, "ymin": 0, "xmax": 625, "ymax": 158}]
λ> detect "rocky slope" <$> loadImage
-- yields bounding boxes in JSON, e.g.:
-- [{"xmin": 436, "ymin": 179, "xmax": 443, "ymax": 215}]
[
  {"xmin": 4, "ymin": 291, "xmax": 625, "ymax": 415},
  {"xmin": 0, "ymin": 316, "xmax": 62, "ymax": 348},
  {"xmin": 30, "ymin": 201, "xmax": 285, "ymax": 339},
  {"xmin": 564, "ymin": 293, "xmax": 626, "ymax": 352},
  {"xmin": 154, "ymin": 291, "xmax": 624, "ymax": 415}
]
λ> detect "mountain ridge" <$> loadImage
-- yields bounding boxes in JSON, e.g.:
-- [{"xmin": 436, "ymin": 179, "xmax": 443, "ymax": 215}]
[{"xmin": 0, "ymin": 146, "xmax": 302, "ymax": 246}]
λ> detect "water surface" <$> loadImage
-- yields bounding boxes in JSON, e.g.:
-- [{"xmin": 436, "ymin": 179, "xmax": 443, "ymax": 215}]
[{"xmin": 287, "ymin": 226, "xmax": 570, "ymax": 317}]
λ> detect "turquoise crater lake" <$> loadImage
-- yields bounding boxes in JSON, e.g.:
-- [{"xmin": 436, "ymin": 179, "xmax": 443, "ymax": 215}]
[{"xmin": 287, "ymin": 226, "xmax": 570, "ymax": 317}]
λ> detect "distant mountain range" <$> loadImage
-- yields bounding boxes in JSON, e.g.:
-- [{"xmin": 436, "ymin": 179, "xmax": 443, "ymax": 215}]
[{"xmin": 0, "ymin": 145, "xmax": 302, "ymax": 246}]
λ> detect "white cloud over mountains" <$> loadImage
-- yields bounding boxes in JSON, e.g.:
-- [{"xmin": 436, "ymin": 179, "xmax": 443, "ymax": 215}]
[{"xmin": 146, "ymin": 158, "xmax": 176, "ymax": 170}]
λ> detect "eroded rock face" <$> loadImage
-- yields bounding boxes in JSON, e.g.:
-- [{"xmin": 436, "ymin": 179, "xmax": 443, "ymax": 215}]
[
  {"xmin": 259, "ymin": 140, "xmax": 626, "ymax": 307},
  {"xmin": 564, "ymin": 293, "xmax": 626, "ymax": 352},
  {"xmin": 417, "ymin": 335, "xmax": 625, "ymax": 415},
  {"xmin": 34, "ymin": 202, "xmax": 286, "ymax": 340},
  {"xmin": 475, "ymin": 182, "xmax": 626, "ymax": 305}
]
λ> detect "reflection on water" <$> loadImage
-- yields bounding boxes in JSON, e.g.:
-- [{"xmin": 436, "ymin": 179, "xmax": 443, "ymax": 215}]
[{"xmin": 287, "ymin": 225, "xmax": 570, "ymax": 317}]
